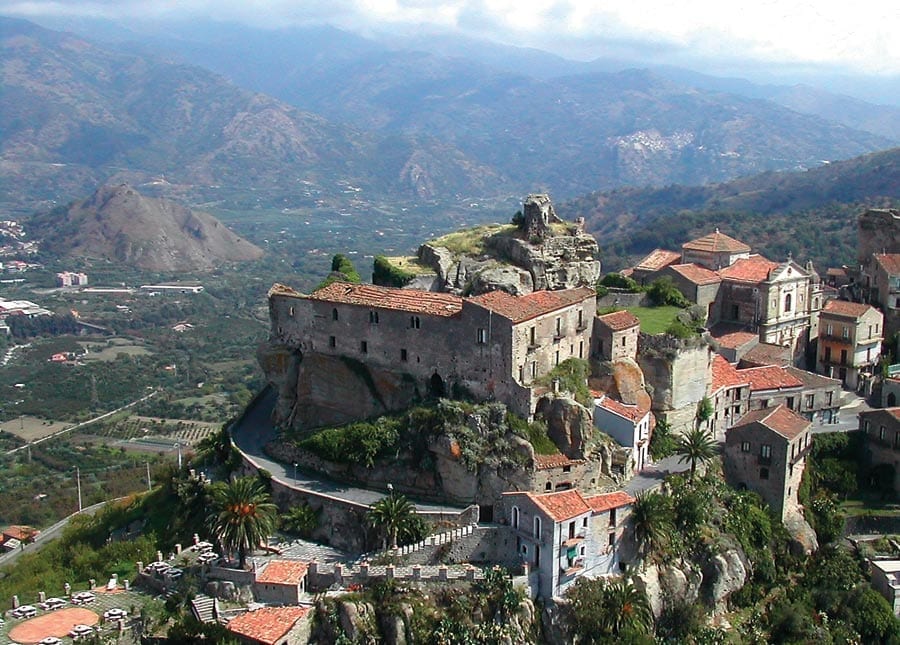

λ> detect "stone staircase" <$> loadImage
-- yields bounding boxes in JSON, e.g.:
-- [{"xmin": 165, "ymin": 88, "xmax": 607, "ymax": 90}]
[{"xmin": 190, "ymin": 594, "xmax": 217, "ymax": 624}]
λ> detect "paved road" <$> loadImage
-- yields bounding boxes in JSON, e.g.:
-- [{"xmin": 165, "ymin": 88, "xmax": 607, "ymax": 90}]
[
  {"xmin": 624, "ymin": 454, "xmax": 690, "ymax": 496},
  {"xmin": 810, "ymin": 391, "xmax": 872, "ymax": 434},
  {"xmin": 230, "ymin": 389, "xmax": 467, "ymax": 514}
]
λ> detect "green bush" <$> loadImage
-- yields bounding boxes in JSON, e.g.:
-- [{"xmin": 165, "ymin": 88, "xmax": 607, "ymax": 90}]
[
  {"xmin": 299, "ymin": 417, "xmax": 402, "ymax": 467},
  {"xmin": 507, "ymin": 413, "xmax": 559, "ymax": 455},
  {"xmin": 331, "ymin": 253, "xmax": 361, "ymax": 282},
  {"xmin": 536, "ymin": 358, "xmax": 592, "ymax": 407},
  {"xmin": 599, "ymin": 273, "xmax": 641, "ymax": 292},
  {"xmin": 373, "ymin": 255, "xmax": 415, "ymax": 288},
  {"xmin": 646, "ymin": 276, "xmax": 690, "ymax": 307}
]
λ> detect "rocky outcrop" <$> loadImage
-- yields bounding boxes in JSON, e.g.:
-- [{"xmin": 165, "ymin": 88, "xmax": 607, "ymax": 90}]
[
  {"xmin": 415, "ymin": 195, "xmax": 600, "ymax": 296},
  {"xmin": 534, "ymin": 395, "xmax": 593, "ymax": 459},
  {"xmin": 702, "ymin": 549, "xmax": 749, "ymax": 613},
  {"xmin": 784, "ymin": 511, "xmax": 819, "ymax": 555}
]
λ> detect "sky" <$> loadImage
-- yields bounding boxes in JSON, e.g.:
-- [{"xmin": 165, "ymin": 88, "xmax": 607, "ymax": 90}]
[{"xmin": 2, "ymin": 0, "xmax": 899, "ymax": 76}]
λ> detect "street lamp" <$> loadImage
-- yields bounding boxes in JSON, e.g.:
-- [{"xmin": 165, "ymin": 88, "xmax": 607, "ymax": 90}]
[{"xmin": 293, "ymin": 462, "xmax": 297, "ymax": 484}]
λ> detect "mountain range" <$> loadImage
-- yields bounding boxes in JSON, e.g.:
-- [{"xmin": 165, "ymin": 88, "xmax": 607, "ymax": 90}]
[{"xmin": 1, "ymin": 16, "xmax": 897, "ymax": 218}]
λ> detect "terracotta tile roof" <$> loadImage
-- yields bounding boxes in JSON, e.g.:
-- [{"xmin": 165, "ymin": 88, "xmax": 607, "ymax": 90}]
[
  {"xmin": 597, "ymin": 310, "xmax": 640, "ymax": 331},
  {"xmin": 826, "ymin": 267, "xmax": 848, "ymax": 277},
  {"xmin": 668, "ymin": 263, "xmax": 722, "ymax": 285},
  {"xmin": 821, "ymin": 299, "xmax": 877, "ymax": 319},
  {"xmin": 534, "ymin": 454, "xmax": 584, "ymax": 470},
  {"xmin": 516, "ymin": 489, "xmax": 592, "ymax": 522},
  {"xmin": 682, "ymin": 230, "xmax": 750, "ymax": 254},
  {"xmin": 1, "ymin": 525, "xmax": 37, "ymax": 541},
  {"xmin": 620, "ymin": 268, "xmax": 635, "ymax": 278},
  {"xmin": 717, "ymin": 255, "xmax": 778, "ymax": 283},
  {"xmin": 256, "ymin": 560, "xmax": 309, "ymax": 585},
  {"xmin": 585, "ymin": 491, "xmax": 635, "ymax": 513},
  {"xmin": 733, "ymin": 404, "xmax": 811, "ymax": 440},
  {"xmin": 741, "ymin": 364, "xmax": 804, "ymax": 392},
  {"xmin": 227, "ymin": 606, "xmax": 310, "ymax": 645},
  {"xmin": 634, "ymin": 248, "xmax": 682, "ymax": 271},
  {"xmin": 268, "ymin": 283, "xmax": 302, "ymax": 298},
  {"xmin": 874, "ymin": 254, "xmax": 900, "ymax": 275},
  {"xmin": 307, "ymin": 281, "xmax": 463, "ymax": 317},
  {"xmin": 595, "ymin": 394, "xmax": 650, "ymax": 422},
  {"xmin": 710, "ymin": 325, "xmax": 758, "ymax": 350},
  {"xmin": 468, "ymin": 287, "xmax": 595, "ymax": 324},
  {"xmin": 860, "ymin": 407, "xmax": 900, "ymax": 426},
  {"xmin": 711, "ymin": 355, "xmax": 749, "ymax": 391},
  {"xmin": 740, "ymin": 343, "xmax": 793, "ymax": 368}
]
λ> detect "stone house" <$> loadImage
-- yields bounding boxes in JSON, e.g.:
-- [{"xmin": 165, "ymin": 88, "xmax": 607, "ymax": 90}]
[
  {"xmin": 226, "ymin": 606, "xmax": 312, "ymax": 645},
  {"xmin": 883, "ymin": 377, "xmax": 900, "ymax": 407},
  {"xmin": 593, "ymin": 310, "xmax": 640, "ymax": 361},
  {"xmin": 742, "ymin": 364, "xmax": 805, "ymax": 413},
  {"xmin": 783, "ymin": 367, "xmax": 842, "ymax": 425},
  {"xmin": 870, "ymin": 253, "xmax": 900, "ymax": 338},
  {"xmin": 592, "ymin": 393, "xmax": 653, "ymax": 472},
  {"xmin": 724, "ymin": 405, "xmax": 812, "ymax": 521},
  {"xmin": 501, "ymin": 488, "xmax": 634, "ymax": 600},
  {"xmin": 253, "ymin": 560, "xmax": 309, "ymax": 605},
  {"xmin": 660, "ymin": 263, "xmax": 722, "ymax": 321},
  {"xmin": 709, "ymin": 325, "xmax": 759, "ymax": 363},
  {"xmin": 816, "ymin": 299, "xmax": 883, "ymax": 391},
  {"xmin": 860, "ymin": 407, "xmax": 900, "ymax": 496},
  {"xmin": 629, "ymin": 248, "xmax": 681, "ymax": 285},
  {"xmin": 709, "ymin": 355, "xmax": 751, "ymax": 441},
  {"xmin": 264, "ymin": 281, "xmax": 596, "ymax": 424},
  {"xmin": 681, "ymin": 230, "xmax": 751, "ymax": 271}
]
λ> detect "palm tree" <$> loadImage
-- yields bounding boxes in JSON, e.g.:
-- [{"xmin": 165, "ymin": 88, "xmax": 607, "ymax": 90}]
[
  {"xmin": 566, "ymin": 576, "xmax": 654, "ymax": 641},
  {"xmin": 630, "ymin": 491, "xmax": 674, "ymax": 561},
  {"xmin": 676, "ymin": 425, "xmax": 717, "ymax": 481},
  {"xmin": 368, "ymin": 491, "xmax": 415, "ymax": 550},
  {"xmin": 208, "ymin": 476, "xmax": 278, "ymax": 569}
]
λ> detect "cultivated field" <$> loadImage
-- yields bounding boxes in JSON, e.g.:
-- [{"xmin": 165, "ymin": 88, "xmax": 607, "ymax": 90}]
[{"xmin": 0, "ymin": 416, "xmax": 69, "ymax": 442}]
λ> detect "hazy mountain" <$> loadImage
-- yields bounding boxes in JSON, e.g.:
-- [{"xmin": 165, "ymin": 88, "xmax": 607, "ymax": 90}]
[
  {"xmin": 33, "ymin": 183, "xmax": 263, "ymax": 271},
  {"xmin": 88, "ymin": 21, "xmax": 895, "ymax": 196},
  {"xmin": 563, "ymin": 147, "xmax": 900, "ymax": 271},
  {"xmin": 0, "ymin": 17, "xmax": 507, "ymax": 214}
]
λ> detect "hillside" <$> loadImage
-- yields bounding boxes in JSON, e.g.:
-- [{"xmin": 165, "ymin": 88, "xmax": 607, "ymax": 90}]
[
  {"xmin": 0, "ymin": 17, "xmax": 507, "ymax": 215},
  {"xmin": 112, "ymin": 23, "xmax": 897, "ymax": 197},
  {"xmin": 564, "ymin": 147, "xmax": 900, "ymax": 270},
  {"xmin": 34, "ymin": 184, "xmax": 264, "ymax": 271}
]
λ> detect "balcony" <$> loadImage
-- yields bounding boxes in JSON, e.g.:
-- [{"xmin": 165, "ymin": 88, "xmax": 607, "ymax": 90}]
[
  {"xmin": 562, "ymin": 536, "xmax": 585, "ymax": 549},
  {"xmin": 790, "ymin": 443, "xmax": 811, "ymax": 465},
  {"xmin": 561, "ymin": 559, "xmax": 585, "ymax": 577}
]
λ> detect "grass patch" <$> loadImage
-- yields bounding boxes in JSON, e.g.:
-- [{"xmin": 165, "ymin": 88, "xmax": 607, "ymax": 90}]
[
  {"xmin": 626, "ymin": 306, "xmax": 683, "ymax": 334},
  {"xmin": 429, "ymin": 224, "xmax": 513, "ymax": 256},
  {"xmin": 382, "ymin": 256, "xmax": 436, "ymax": 275}
]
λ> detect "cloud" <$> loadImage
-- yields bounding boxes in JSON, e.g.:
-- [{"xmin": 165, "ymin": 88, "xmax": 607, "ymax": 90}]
[{"xmin": 1, "ymin": 0, "xmax": 898, "ymax": 75}]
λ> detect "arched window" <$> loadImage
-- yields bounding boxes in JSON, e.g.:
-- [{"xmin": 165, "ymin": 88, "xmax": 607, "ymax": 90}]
[
  {"xmin": 512, "ymin": 506, "xmax": 519, "ymax": 529},
  {"xmin": 784, "ymin": 293, "xmax": 792, "ymax": 312},
  {"xmin": 332, "ymin": 308, "xmax": 339, "ymax": 321},
  {"xmin": 533, "ymin": 516, "xmax": 542, "ymax": 539}
]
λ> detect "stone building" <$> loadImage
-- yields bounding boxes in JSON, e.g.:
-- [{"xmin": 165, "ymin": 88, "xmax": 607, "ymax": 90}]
[
  {"xmin": 724, "ymin": 405, "xmax": 812, "ymax": 521},
  {"xmin": 630, "ymin": 248, "xmax": 681, "ymax": 285},
  {"xmin": 261, "ymin": 281, "xmax": 596, "ymax": 427},
  {"xmin": 592, "ymin": 393, "xmax": 653, "ymax": 473},
  {"xmin": 226, "ymin": 606, "xmax": 312, "ymax": 645},
  {"xmin": 681, "ymin": 230, "xmax": 751, "ymax": 271},
  {"xmin": 860, "ymin": 407, "xmax": 900, "ymax": 496},
  {"xmin": 709, "ymin": 355, "xmax": 751, "ymax": 441},
  {"xmin": 253, "ymin": 560, "xmax": 309, "ymax": 605},
  {"xmin": 870, "ymin": 560, "xmax": 900, "ymax": 616},
  {"xmin": 858, "ymin": 210, "xmax": 900, "ymax": 283},
  {"xmin": 661, "ymin": 263, "xmax": 722, "ymax": 320},
  {"xmin": 816, "ymin": 300, "xmax": 883, "ymax": 391},
  {"xmin": 501, "ymin": 489, "xmax": 634, "ymax": 599},
  {"xmin": 871, "ymin": 253, "xmax": 900, "ymax": 338},
  {"xmin": 593, "ymin": 310, "xmax": 640, "ymax": 361}
]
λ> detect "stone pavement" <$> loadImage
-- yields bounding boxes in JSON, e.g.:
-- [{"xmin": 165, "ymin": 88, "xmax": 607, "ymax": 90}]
[{"xmin": 253, "ymin": 536, "xmax": 351, "ymax": 567}]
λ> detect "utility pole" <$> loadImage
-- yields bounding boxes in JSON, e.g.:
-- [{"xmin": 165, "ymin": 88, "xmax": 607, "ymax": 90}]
[
  {"xmin": 176, "ymin": 443, "xmax": 182, "ymax": 470},
  {"xmin": 75, "ymin": 466, "xmax": 82, "ymax": 513},
  {"xmin": 146, "ymin": 462, "xmax": 152, "ymax": 492}
]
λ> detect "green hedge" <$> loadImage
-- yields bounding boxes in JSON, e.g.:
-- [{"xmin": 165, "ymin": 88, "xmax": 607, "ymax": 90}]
[{"xmin": 373, "ymin": 255, "xmax": 415, "ymax": 288}]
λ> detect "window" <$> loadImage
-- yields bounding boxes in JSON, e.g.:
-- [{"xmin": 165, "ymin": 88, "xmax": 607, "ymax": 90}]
[
  {"xmin": 477, "ymin": 328, "xmax": 487, "ymax": 344},
  {"xmin": 289, "ymin": 306, "xmax": 294, "ymax": 317},
  {"xmin": 760, "ymin": 467, "xmax": 770, "ymax": 480},
  {"xmin": 880, "ymin": 426, "xmax": 887, "ymax": 440},
  {"xmin": 578, "ymin": 310, "xmax": 584, "ymax": 328},
  {"xmin": 609, "ymin": 508, "xmax": 617, "ymax": 526},
  {"xmin": 529, "ymin": 326, "xmax": 536, "ymax": 346},
  {"xmin": 582, "ymin": 517, "xmax": 588, "ymax": 528},
  {"xmin": 784, "ymin": 293, "xmax": 792, "ymax": 312},
  {"xmin": 332, "ymin": 308, "xmax": 339, "ymax": 321},
  {"xmin": 533, "ymin": 516, "xmax": 542, "ymax": 539},
  {"xmin": 826, "ymin": 323, "xmax": 833, "ymax": 336},
  {"xmin": 579, "ymin": 341, "xmax": 584, "ymax": 358},
  {"xmin": 360, "ymin": 340, "xmax": 368, "ymax": 354},
  {"xmin": 608, "ymin": 533, "xmax": 615, "ymax": 547},
  {"xmin": 531, "ymin": 362, "xmax": 537, "ymax": 378},
  {"xmin": 329, "ymin": 336, "xmax": 336, "ymax": 348},
  {"xmin": 512, "ymin": 506, "xmax": 519, "ymax": 529},
  {"xmin": 842, "ymin": 326, "xmax": 849, "ymax": 338},
  {"xmin": 741, "ymin": 441, "xmax": 751, "ymax": 453},
  {"xmin": 369, "ymin": 310, "xmax": 379, "ymax": 324},
  {"xmin": 555, "ymin": 317, "xmax": 562, "ymax": 336},
  {"xmin": 400, "ymin": 348, "xmax": 408, "ymax": 362},
  {"xmin": 760, "ymin": 444, "xmax": 772, "ymax": 459},
  {"xmin": 805, "ymin": 394, "xmax": 814, "ymax": 409},
  {"xmin": 562, "ymin": 465, "xmax": 571, "ymax": 473},
  {"xmin": 621, "ymin": 336, "xmax": 626, "ymax": 347},
  {"xmin": 555, "ymin": 351, "xmax": 560, "ymax": 366},
  {"xmin": 410, "ymin": 316, "xmax": 421, "ymax": 329},
  {"xmin": 864, "ymin": 420, "xmax": 870, "ymax": 432},
  {"xmin": 545, "ymin": 482, "xmax": 552, "ymax": 491}
]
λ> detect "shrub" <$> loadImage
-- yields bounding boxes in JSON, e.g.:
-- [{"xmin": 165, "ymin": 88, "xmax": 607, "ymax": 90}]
[
  {"xmin": 299, "ymin": 417, "xmax": 402, "ymax": 467},
  {"xmin": 373, "ymin": 255, "xmax": 415, "ymax": 288},
  {"xmin": 536, "ymin": 358, "xmax": 592, "ymax": 407},
  {"xmin": 646, "ymin": 276, "xmax": 690, "ymax": 307},
  {"xmin": 599, "ymin": 273, "xmax": 641, "ymax": 292}
]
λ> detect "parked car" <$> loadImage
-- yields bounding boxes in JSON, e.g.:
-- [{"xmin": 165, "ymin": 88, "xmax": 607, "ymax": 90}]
[
  {"xmin": 38, "ymin": 597, "xmax": 66, "ymax": 611},
  {"xmin": 103, "ymin": 608, "xmax": 128, "ymax": 621},
  {"xmin": 38, "ymin": 637, "xmax": 62, "ymax": 645},
  {"xmin": 70, "ymin": 591, "xmax": 95, "ymax": 605},
  {"xmin": 11, "ymin": 605, "xmax": 36, "ymax": 618}
]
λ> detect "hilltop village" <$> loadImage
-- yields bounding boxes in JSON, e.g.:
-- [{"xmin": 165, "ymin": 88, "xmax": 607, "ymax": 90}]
[{"xmin": 249, "ymin": 196, "xmax": 900, "ymax": 608}]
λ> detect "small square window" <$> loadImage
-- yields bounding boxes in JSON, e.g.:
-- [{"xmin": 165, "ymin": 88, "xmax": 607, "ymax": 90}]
[
  {"xmin": 401, "ymin": 348, "xmax": 408, "ymax": 362},
  {"xmin": 545, "ymin": 482, "xmax": 552, "ymax": 491},
  {"xmin": 477, "ymin": 328, "xmax": 487, "ymax": 344},
  {"xmin": 329, "ymin": 336, "xmax": 336, "ymax": 348},
  {"xmin": 360, "ymin": 340, "xmax": 368, "ymax": 354}
]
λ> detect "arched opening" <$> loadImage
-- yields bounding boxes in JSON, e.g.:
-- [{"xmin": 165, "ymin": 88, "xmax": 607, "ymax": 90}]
[
  {"xmin": 512, "ymin": 506, "xmax": 519, "ymax": 529},
  {"xmin": 889, "ymin": 393, "xmax": 897, "ymax": 407},
  {"xmin": 784, "ymin": 293, "xmax": 792, "ymax": 312},
  {"xmin": 429, "ymin": 373, "xmax": 446, "ymax": 398}
]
